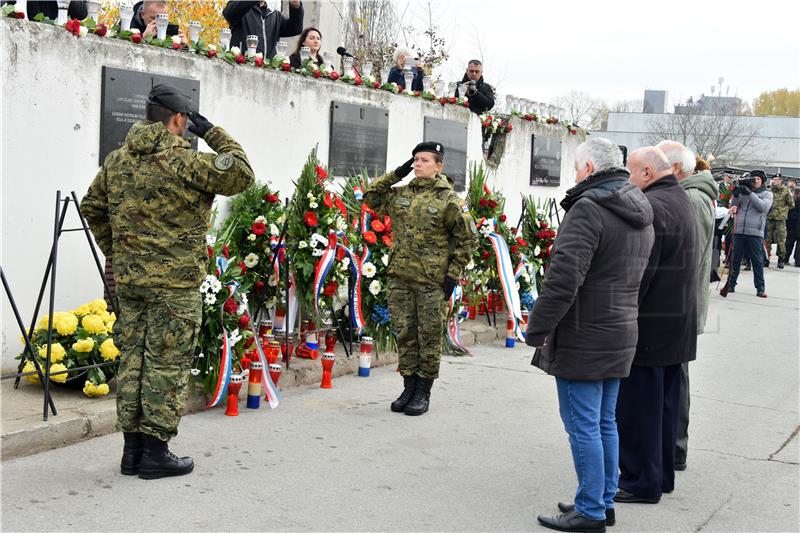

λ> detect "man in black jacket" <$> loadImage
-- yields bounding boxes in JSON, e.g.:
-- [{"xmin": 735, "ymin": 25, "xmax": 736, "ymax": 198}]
[
  {"xmin": 528, "ymin": 138, "xmax": 654, "ymax": 533},
  {"xmin": 455, "ymin": 60, "xmax": 495, "ymax": 115},
  {"xmin": 15, "ymin": 0, "xmax": 87, "ymax": 20},
  {"xmin": 615, "ymin": 147, "xmax": 699, "ymax": 505},
  {"xmin": 223, "ymin": 0, "xmax": 303, "ymax": 58}
]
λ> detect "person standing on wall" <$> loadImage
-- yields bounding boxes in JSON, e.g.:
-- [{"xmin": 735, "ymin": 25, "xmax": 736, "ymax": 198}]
[{"xmin": 223, "ymin": 0, "xmax": 304, "ymax": 58}]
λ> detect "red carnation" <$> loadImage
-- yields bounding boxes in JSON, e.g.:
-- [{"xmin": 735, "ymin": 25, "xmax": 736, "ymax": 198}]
[
  {"xmin": 280, "ymin": 62, "xmax": 291, "ymax": 71},
  {"xmin": 488, "ymin": 200, "xmax": 498, "ymax": 209},
  {"xmin": 238, "ymin": 260, "xmax": 247, "ymax": 275},
  {"xmin": 481, "ymin": 250, "xmax": 491, "ymax": 260},
  {"xmin": 517, "ymin": 238, "xmax": 528, "ymax": 247},
  {"xmin": 207, "ymin": 246, "xmax": 213, "ymax": 258},
  {"xmin": 382, "ymin": 235, "xmax": 393, "ymax": 247},
  {"xmin": 254, "ymin": 280, "xmax": 266, "ymax": 293},
  {"xmin": 235, "ymin": 54, "xmax": 245, "ymax": 64},
  {"xmin": 323, "ymin": 282, "xmax": 338, "ymax": 297},
  {"xmin": 207, "ymin": 49, "xmax": 217, "ymax": 58},
  {"xmin": 499, "ymin": 214, "xmax": 507, "ymax": 222},
  {"xmin": 223, "ymin": 298, "xmax": 237, "ymax": 314},
  {"xmin": 94, "ymin": 24, "xmax": 108, "ymax": 37},
  {"xmin": 363, "ymin": 231, "xmax": 378, "ymax": 244},
  {"xmin": 373, "ymin": 81, "xmax": 381, "ymax": 89},
  {"xmin": 255, "ymin": 57, "xmax": 264, "ymax": 67},
  {"xmin": 172, "ymin": 42, "xmax": 181, "ymax": 50},
  {"xmin": 265, "ymin": 193, "xmax": 279, "ymax": 203},
  {"xmin": 238, "ymin": 314, "xmax": 251, "ymax": 329},
  {"xmin": 323, "ymin": 193, "xmax": 333, "ymax": 209},
  {"xmin": 384, "ymin": 216, "xmax": 392, "ymax": 232},
  {"xmin": 131, "ymin": 32, "xmax": 142, "ymax": 43},
  {"xmin": 223, "ymin": 244, "xmax": 230, "ymax": 258},
  {"xmin": 303, "ymin": 211, "xmax": 318, "ymax": 227},
  {"xmin": 252, "ymin": 222, "xmax": 266, "ymax": 235},
  {"xmin": 315, "ymin": 165, "xmax": 328, "ymax": 180},
  {"xmin": 479, "ymin": 198, "xmax": 489, "ymax": 208},
  {"xmin": 334, "ymin": 196, "xmax": 348, "ymax": 219},
  {"xmin": 540, "ymin": 221, "xmax": 548, "ymax": 228},
  {"xmin": 329, "ymin": 71, "xmax": 340, "ymax": 80},
  {"xmin": 370, "ymin": 220, "xmax": 385, "ymax": 233},
  {"xmin": 511, "ymin": 245, "xmax": 519, "ymax": 254}
]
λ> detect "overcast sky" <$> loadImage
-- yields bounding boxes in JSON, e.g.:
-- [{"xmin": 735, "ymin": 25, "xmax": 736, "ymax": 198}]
[{"xmin": 409, "ymin": 0, "xmax": 800, "ymax": 109}]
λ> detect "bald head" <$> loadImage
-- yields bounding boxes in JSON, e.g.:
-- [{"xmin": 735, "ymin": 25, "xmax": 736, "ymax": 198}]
[
  {"xmin": 656, "ymin": 140, "xmax": 695, "ymax": 180},
  {"xmin": 627, "ymin": 147, "xmax": 672, "ymax": 189}
]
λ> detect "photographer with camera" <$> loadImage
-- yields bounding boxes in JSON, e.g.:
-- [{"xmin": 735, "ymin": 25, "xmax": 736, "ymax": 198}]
[
  {"xmin": 728, "ymin": 170, "xmax": 773, "ymax": 297},
  {"xmin": 455, "ymin": 60, "xmax": 495, "ymax": 115}
]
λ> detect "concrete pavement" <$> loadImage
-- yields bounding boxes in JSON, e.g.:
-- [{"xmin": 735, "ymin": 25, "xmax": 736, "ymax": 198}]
[{"xmin": 1, "ymin": 266, "xmax": 798, "ymax": 532}]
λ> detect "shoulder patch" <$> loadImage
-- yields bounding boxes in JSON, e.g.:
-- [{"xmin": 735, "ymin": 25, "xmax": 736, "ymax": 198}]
[
  {"xmin": 462, "ymin": 204, "xmax": 469, "ymax": 213},
  {"xmin": 214, "ymin": 153, "xmax": 234, "ymax": 171}
]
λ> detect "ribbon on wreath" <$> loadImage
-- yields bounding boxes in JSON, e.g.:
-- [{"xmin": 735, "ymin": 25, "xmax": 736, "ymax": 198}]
[
  {"xmin": 445, "ymin": 284, "xmax": 469, "ymax": 355},
  {"xmin": 207, "ymin": 262, "xmax": 239, "ymax": 408},
  {"xmin": 479, "ymin": 221, "xmax": 525, "ymax": 342},
  {"xmin": 246, "ymin": 302, "xmax": 281, "ymax": 409},
  {"xmin": 313, "ymin": 232, "xmax": 338, "ymax": 315},
  {"xmin": 335, "ymin": 242, "xmax": 367, "ymax": 334}
]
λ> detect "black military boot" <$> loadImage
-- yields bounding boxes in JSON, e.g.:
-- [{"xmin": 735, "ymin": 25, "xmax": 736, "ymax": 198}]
[
  {"xmin": 391, "ymin": 375, "xmax": 417, "ymax": 413},
  {"xmin": 120, "ymin": 432, "xmax": 144, "ymax": 475},
  {"xmin": 778, "ymin": 257, "xmax": 785, "ymax": 269},
  {"xmin": 138, "ymin": 434, "xmax": 194, "ymax": 479},
  {"xmin": 404, "ymin": 377, "xmax": 433, "ymax": 416}
]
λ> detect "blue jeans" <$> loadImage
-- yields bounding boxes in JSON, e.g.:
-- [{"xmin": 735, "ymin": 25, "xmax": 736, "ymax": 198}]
[
  {"xmin": 730, "ymin": 234, "xmax": 766, "ymax": 293},
  {"xmin": 556, "ymin": 377, "xmax": 620, "ymax": 521}
]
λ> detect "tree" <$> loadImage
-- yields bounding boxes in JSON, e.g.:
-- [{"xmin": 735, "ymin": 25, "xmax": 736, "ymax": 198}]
[
  {"xmin": 644, "ymin": 105, "xmax": 760, "ymax": 165},
  {"xmin": 338, "ymin": 0, "xmax": 402, "ymax": 71},
  {"xmin": 753, "ymin": 88, "xmax": 800, "ymax": 117},
  {"xmin": 553, "ymin": 91, "xmax": 603, "ymax": 129},
  {"xmin": 100, "ymin": 0, "xmax": 227, "ymax": 45}
]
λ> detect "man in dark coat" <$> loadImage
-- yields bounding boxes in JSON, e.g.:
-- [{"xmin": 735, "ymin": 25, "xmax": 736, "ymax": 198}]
[
  {"xmin": 18, "ymin": 0, "xmax": 87, "ymax": 20},
  {"xmin": 454, "ymin": 60, "xmax": 495, "ymax": 115},
  {"xmin": 223, "ymin": 0, "xmax": 304, "ymax": 58},
  {"xmin": 527, "ymin": 138, "xmax": 654, "ymax": 533},
  {"xmin": 615, "ymin": 146, "xmax": 699, "ymax": 505}
]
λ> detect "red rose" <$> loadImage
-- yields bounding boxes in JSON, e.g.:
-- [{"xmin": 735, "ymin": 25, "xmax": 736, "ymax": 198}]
[
  {"xmin": 235, "ymin": 54, "xmax": 245, "ymax": 64},
  {"xmin": 463, "ymin": 101, "xmax": 470, "ymax": 108},
  {"xmin": 238, "ymin": 314, "xmax": 251, "ymax": 329},
  {"xmin": 223, "ymin": 298, "xmax": 237, "ymax": 314},
  {"xmin": 280, "ymin": 62, "xmax": 291, "ymax": 71},
  {"xmin": 207, "ymin": 49, "xmax": 217, "ymax": 58},
  {"xmin": 252, "ymin": 222, "xmax": 266, "ymax": 235},
  {"xmin": 449, "ymin": 97, "xmax": 456, "ymax": 104},
  {"xmin": 373, "ymin": 81, "xmax": 381, "ymax": 89},
  {"xmin": 238, "ymin": 260, "xmax": 247, "ymax": 275},
  {"xmin": 172, "ymin": 42, "xmax": 181, "ymax": 50},
  {"xmin": 207, "ymin": 246, "xmax": 213, "ymax": 258},
  {"xmin": 482, "ymin": 121, "xmax": 490, "ymax": 128},
  {"xmin": 440, "ymin": 97, "xmax": 447, "ymax": 105},
  {"xmin": 382, "ymin": 235, "xmax": 393, "ymax": 247},
  {"xmin": 488, "ymin": 200, "xmax": 498, "ymax": 209},
  {"xmin": 94, "ymin": 24, "xmax": 108, "ymax": 37},
  {"xmin": 12, "ymin": 11, "xmax": 24, "ymax": 18},
  {"xmin": 524, "ymin": 114, "xmax": 533, "ymax": 121},
  {"xmin": 481, "ymin": 251, "xmax": 491, "ymax": 260},
  {"xmin": 363, "ymin": 231, "xmax": 377, "ymax": 244},
  {"xmin": 223, "ymin": 244, "xmax": 230, "ymax": 258},
  {"xmin": 323, "ymin": 193, "xmax": 333, "ymax": 209},
  {"xmin": 355, "ymin": 78, "xmax": 363, "ymax": 86},
  {"xmin": 329, "ymin": 71, "xmax": 340, "ymax": 80},
  {"xmin": 323, "ymin": 282, "xmax": 338, "ymax": 297},
  {"xmin": 131, "ymin": 33, "xmax": 142, "ymax": 43},
  {"xmin": 255, "ymin": 57, "xmax": 264, "ymax": 67},
  {"xmin": 303, "ymin": 211, "xmax": 318, "ymax": 227},
  {"xmin": 65, "ymin": 19, "xmax": 81, "ymax": 36},
  {"xmin": 499, "ymin": 214, "xmax": 507, "ymax": 222},
  {"xmin": 517, "ymin": 238, "xmax": 528, "ymax": 247},
  {"xmin": 506, "ymin": 123, "xmax": 513, "ymax": 132},
  {"xmin": 245, "ymin": 336, "xmax": 255, "ymax": 348},
  {"xmin": 254, "ymin": 281, "xmax": 266, "ymax": 293},
  {"xmin": 313, "ymin": 70, "xmax": 321, "ymax": 78},
  {"xmin": 570, "ymin": 129, "xmax": 577, "ymax": 135},
  {"xmin": 370, "ymin": 220, "xmax": 385, "ymax": 233},
  {"xmin": 511, "ymin": 245, "xmax": 519, "ymax": 254},
  {"xmin": 479, "ymin": 198, "xmax": 489, "ymax": 208},
  {"xmin": 397, "ymin": 86, "xmax": 404, "ymax": 93},
  {"xmin": 315, "ymin": 165, "xmax": 328, "ymax": 180}
]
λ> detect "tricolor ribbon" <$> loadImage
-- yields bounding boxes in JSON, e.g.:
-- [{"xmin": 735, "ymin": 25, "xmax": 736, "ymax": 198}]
[
  {"xmin": 445, "ymin": 284, "xmax": 469, "ymax": 355},
  {"xmin": 246, "ymin": 302, "xmax": 281, "ymax": 409},
  {"xmin": 486, "ymin": 232, "xmax": 525, "ymax": 341},
  {"xmin": 208, "ymin": 257, "xmax": 236, "ymax": 408},
  {"xmin": 313, "ymin": 232, "xmax": 338, "ymax": 315},
  {"xmin": 336, "ymin": 243, "xmax": 367, "ymax": 334}
]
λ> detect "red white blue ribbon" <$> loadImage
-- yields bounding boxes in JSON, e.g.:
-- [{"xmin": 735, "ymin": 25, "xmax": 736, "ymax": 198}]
[
  {"xmin": 207, "ymin": 258, "xmax": 237, "ymax": 408},
  {"xmin": 336, "ymin": 243, "xmax": 366, "ymax": 334},
  {"xmin": 313, "ymin": 232, "xmax": 338, "ymax": 315},
  {"xmin": 246, "ymin": 302, "xmax": 281, "ymax": 409},
  {"xmin": 445, "ymin": 284, "xmax": 469, "ymax": 355},
  {"xmin": 486, "ymin": 232, "xmax": 525, "ymax": 341}
]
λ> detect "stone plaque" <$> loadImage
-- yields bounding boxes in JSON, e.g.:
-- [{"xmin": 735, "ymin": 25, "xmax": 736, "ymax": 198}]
[
  {"xmin": 530, "ymin": 134, "xmax": 562, "ymax": 187},
  {"xmin": 99, "ymin": 67, "xmax": 200, "ymax": 165},
  {"xmin": 328, "ymin": 102, "xmax": 389, "ymax": 177},
  {"xmin": 423, "ymin": 117, "xmax": 468, "ymax": 192}
]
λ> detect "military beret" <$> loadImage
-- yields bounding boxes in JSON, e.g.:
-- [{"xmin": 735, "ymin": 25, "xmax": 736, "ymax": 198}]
[
  {"xmin": 147, "ymin": 84, "xmax": 194, "ymax": 114},
  {"xmin": 412, "ymin": 141, "xmax": 445, "ymax": 157}
]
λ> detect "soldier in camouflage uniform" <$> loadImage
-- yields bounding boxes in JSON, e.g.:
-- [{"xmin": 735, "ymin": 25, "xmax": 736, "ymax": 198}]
[
  {"xmin": 364, "ymin": 142, "xmax": 478, "ymax": 416},
  {"xmin": 767, "ymin": 175, "xmax": 795, "ymax": 268},
  {"xmin": 82, "ymin": 84, "xmax": 255, "ymax": 478}
]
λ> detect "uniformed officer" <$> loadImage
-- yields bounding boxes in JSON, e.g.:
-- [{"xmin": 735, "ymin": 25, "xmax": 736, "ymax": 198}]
[
  {"xmin": 364, "ymin": 142, "xmax": 478, "ymax": 416},
  {"xmin": 82, "ymin": 84, "xmax": 255, "ymax": 478}
]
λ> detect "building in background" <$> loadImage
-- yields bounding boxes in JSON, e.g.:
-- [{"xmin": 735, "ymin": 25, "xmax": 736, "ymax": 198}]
[{"xmin": 643, "ymin": 89, "xmax": 668, "ymax": 114}]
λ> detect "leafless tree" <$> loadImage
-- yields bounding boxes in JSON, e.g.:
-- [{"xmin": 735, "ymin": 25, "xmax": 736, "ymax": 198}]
[
  {"xmin": 337, "ymin": 0, "xmax": 402, "ymax": 70},
  {"xmin": 553, "ymin": 91, "xmax": 603, "ymax": 129}
]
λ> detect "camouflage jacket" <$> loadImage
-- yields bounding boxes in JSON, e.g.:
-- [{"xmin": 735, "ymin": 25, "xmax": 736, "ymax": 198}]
[
  {"xmin": 768, "ymin": 184, "xmax": 795, "ymax": 221},
  {"xmin": 364, "ymin": 171, "xmax": 478, "ymax": 287},
  {"xmin": 82, "ymin": 121, "xmax": 255, "ymax": 289}
]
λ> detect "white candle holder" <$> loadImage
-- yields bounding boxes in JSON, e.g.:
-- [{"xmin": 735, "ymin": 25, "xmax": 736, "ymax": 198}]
[
  {"xmin": 276, "ymin": 41, "xmax": 288, "ymax": 58},
  {"xmin": 86, "ymin": 0, "xmax": 101, "ymax": 21},
  {"xmin": 219, "ymin": 28, "xmax": 231, "ymax": 50},
  {"xmin": 155, "ymin": 13, "xmax": 168, "ymax": 41},
  {"xmin": 380, "ymin": 66, "xmax": 390, "ymax": 85},
  {"xmin": 119, "ymin": 0, "xmax": 134, "ymax": 31},
  {"xmin": 189, "ymin": 21, "xmax": 201, "ymax": 45},
  {"xmin": 361, "ymin": 61, "xmax": 373, "ymax": 78},
  {"xmin": 343, "ymin": 56, "xmax": 354, "ymax": 77},
  {"xmin": 300, "ymin": 46, "xmax": 311, "ymax": 63},
  {"xmin": 246, "ymin": 35, "xmax": 259, "ymax": 58},
  {"xmin": 56, "ymin": 0, "xmax": 70, "ymax": 25},
  {"xmin": 422, "ymin": 76, "xmax": 432, "ymax": 93},
  {"xmin": 323, "ymin": 51, "xmax": 334, "ymax": 70}
]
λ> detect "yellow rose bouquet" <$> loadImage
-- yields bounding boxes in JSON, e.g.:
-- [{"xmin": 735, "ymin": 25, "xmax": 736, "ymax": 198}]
[{"xmin": 18, "ymin": 299, "xmax": 119, "ymax": 396}]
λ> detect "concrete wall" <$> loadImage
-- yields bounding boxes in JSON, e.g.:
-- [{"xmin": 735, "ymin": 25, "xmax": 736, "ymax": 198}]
[{"xmin": 0, "ymin": 18, "xmax": 581, "ymax": 368}]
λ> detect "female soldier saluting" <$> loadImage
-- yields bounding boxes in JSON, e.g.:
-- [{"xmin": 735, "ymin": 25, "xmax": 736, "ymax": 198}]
[{"xmin": 364, "ymin": 143, "xmax": 478, "ymax": 416}]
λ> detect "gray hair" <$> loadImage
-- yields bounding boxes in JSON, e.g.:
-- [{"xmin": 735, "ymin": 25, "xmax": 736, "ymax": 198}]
[
  {"xmin": 393, "ymin": 46, "xmax": 414, "ymax": 66},
  {"xmin": 656, "ymin": 140, "xmax": 696, "ymax": 176},
  {"xmin": 575, "ymin": 138, "xmax": 624, "ymax": 173}
]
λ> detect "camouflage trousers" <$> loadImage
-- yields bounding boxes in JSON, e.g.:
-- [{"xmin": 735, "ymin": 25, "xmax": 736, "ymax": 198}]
[
  {"xmin": 767, "ymin": 219, "xmax": 788, "ymax": 257},
  {"xmin": 114, "ymin": 285, "xmax": 201, "ymax": 442},
  {"xmin": 387, "ymin": 279, "xmax": 446, "ymax": 380}
]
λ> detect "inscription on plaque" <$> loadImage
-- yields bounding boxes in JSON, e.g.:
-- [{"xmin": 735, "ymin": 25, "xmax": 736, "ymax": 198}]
[
  {"xmin": 423, "ymin": 118, "xmax": 468, "ymax": 192},
  {"xmin": 328, "ymin": 102, "xmax": 389, "ymax": 177},
  {"xmin": 530, "ymin": 134, "xmax": 562, "ymax": 187},
  {"xmin": 99, "ymin": 67, "xmax": 200, "ymax": 165}
]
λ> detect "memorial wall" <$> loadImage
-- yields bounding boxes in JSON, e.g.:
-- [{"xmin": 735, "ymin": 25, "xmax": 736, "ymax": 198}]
[{"xmin": 0, "ymin": 18, "xmax": 584, "ymax": 367}]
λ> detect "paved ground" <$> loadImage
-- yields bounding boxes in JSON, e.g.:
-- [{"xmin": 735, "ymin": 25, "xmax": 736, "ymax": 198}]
[{"xmin": 1, "ymin": 266, "xmax": 798, "ymax": 532}]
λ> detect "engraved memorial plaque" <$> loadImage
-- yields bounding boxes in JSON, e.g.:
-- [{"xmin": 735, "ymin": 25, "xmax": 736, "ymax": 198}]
[
  {"xmin": 328, "ymin": 102, "xmax": 389, "ymax": 177},
  {"xmin": 100, "ymin": 67, "xmax": 200, "ymax": 165},
  {"xmin": 530, "ymin": 134, "xmax": 562, "ymax": 187},
  {"xmin": 423, "ymin": 117, "xmax": 468, "ymax": 192}
]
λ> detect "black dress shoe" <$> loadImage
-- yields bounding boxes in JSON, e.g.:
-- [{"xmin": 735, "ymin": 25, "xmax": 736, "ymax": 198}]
[
  {"xmin": 538, "ymin": 509, "xmax": 606, "ymax": 532},
  {"xmin": 557, "ymin": 502, "xmax": 615, "ymax": 526},
  {"xmin": 674, "ymin": 462, "xmax": 687, "ymax": 471},
  {"xmin": 613, "ymin": 489, "xmax": 660, "ymax": 504}
]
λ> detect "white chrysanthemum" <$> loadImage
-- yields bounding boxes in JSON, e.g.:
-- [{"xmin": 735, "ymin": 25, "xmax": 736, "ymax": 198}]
[
  {"xmin": 298, "ymin": 241, "xmax": 308, "ymax": 249},
  {"xmin": 230, "ymin": 46, "xmax": 241, "ymax": 56},
  {"xmin": 362, "ymin": 262, "xmax": 377, "ymax": 278},
  {"xmin": 237, "ymin": 303, "xmax": 247, "ymax": 316},
  {"xmin": 309, "ymin": 201, "xmax": 319, "ymax": 209},
  {"xmin": 229, "ymin": 328, "xmax": 242, "ymax": 346},
  {"xmin": 247, "ymin": 233, "xmax": 257, "ymax": 242},
  {"xmin": 341, "ymin": 257, "xmax": 351, "ymax": 269},
  {"xmin": 244, "ymin": 253, "xmax": 259, "ymax": 268},
  {"xmin": 534, "ymin": 245, "xmax": 541, "ymax": 256},
  {"xmin": 204, "ymin": 293, "xmax": 217, "ymax": 305},
  {"xmin": 335, "ymin": 216, "xmax": 347, "ymax": 231},
  {"xmin": 171, "ymin": 35, "xmax": 182, "ymax": 45},
  {"xmin": 466, "ymin": 259, "xmax": 475, "ymax": 270},
  {"xmin": 270, "ymin": 224, "xmax": 280, "ymax": 236},
  {"xmin": 254, "ymin": 215, "xmax": 267, "ymax": 224},
  {"xmin": 241, "ymin": 293, "xmax": 248, "ymax": 306},
  {"xmin": 306, "ymin": 192, "xmax": 315, "ymax": 199},
  {"xmin": 210, "ymin": 278, "xmax": 222, "ymax": 293},
  {"xmin": 190, "ymin": 368, "xmax": 201, "ymax": 376},
  {"xmin": 79, "ymin": 26, "xmax": 88, "ymax": 37},
  {"xmin": 199, "ymin": 281, "xmax": 210, "ymax": 293},
  {"xmin": 205, "ymin": 235, "xmax": 216, "ymax": 246},
  {"xmin": 368, "ymin": 280, "xmax": 382, "ymax": 296},
  {"xmin": 312, "ymin": 248, "xmax": 325, "ymax": 257},
  {"xmin": 382, "ymin": 254, "xmax": 389, "ymax": 267}
]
